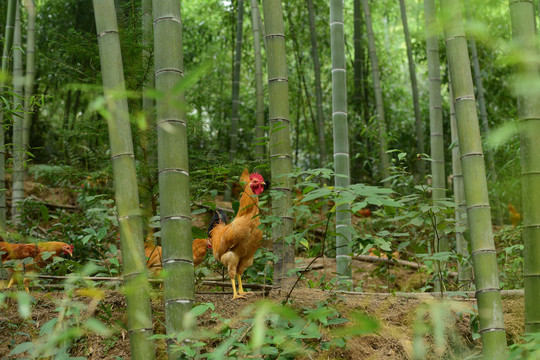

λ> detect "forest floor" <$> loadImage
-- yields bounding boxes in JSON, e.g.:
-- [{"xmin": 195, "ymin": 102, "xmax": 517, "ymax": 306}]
[
  {"xmin": 0, "ymin": 178, "xmax": 527, "ymax": 359},
  {"xmin": 0, "ymin": 277, "xmax": 526, "ymax": 359}
]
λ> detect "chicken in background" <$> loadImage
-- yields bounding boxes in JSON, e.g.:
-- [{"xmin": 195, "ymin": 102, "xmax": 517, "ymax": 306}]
[
  {"xmin": 1, "ymin": 240, "xmax": 73, "ymax": 291},
  {"xmin": 144, "ymin": 237, "xmax": 214, "ymax": 277},
  {"xmin": 508, "ymin": 203, "xmax": 522, "ymax": 227},
  {"xmin": 209, "ymin": 170, "xmax": 265, "ymax": 300},
  {"xmin": 356, "ymin": 208, "xmax": 372, "ymax": 218}
]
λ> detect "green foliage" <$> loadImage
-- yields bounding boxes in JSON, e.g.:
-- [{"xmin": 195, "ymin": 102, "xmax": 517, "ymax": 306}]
[
  {"xmin": 2, "ymin": 265, "xmax": 111, "ymax": 359},
  {"xmin": 508, "ymin": 332, "xmax": 540, "ymax": 360},
  {"xmin": 412, "ymin": 301, "xmax": 475, "ymax": 359},
  {"xmin": 495, "ymin": 225, "xmax": 523, "ymax": 289},
  {"xmin": 150, "ymin": 299, "xmax": 377, "ymax": 359}
]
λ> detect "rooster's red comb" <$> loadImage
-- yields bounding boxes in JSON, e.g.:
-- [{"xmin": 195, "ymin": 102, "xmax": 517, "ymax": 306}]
[{"xmin": 250, "ymin": 172, "xmax": 264, "ymax": 182}]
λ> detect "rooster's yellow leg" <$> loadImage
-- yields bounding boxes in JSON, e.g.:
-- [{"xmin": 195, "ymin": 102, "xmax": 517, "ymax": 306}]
[
  {"xmin": 237, "ymin": 275, "xmax": 253, "ymax": 295},
  {"xmin": 6, "ymin": 277, "xmax": 14, "ymax": 289},
  {"xmin": 231, "ymin": 277, "xmax": 246, "ymax": 300}
]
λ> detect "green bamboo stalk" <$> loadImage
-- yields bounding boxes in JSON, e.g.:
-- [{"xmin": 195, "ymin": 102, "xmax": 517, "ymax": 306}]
[
  {"xmin": 399, "ymin": 0, "xmax": 424, "ymax": 178},
  {"xmin": 153, "ymin": 1, "xmax": 195, "ymax": 352},
  {"xmin": 257, "ymin": 2, "xmax": 266, "ymax": 49},
  {"xmin": 361, "ymin": 0, "xmax": 390, "ymax": 184},
  {"xmin": 250, "ymin": 0, "xmax": 265, "ymax": 159},
  {"xmin": 469, "ymin": 35, "xmax": 504, "ymax": 226},
  {"xmin": 230, "ymin": 0, "xmax": 244, "ymax": 158},
  {"xmin": 92, "ymin": 1, "xmax": 156, "ymax": 359},
  {"xmin": 225, "ymin": 0, "xmax": 245, "ymax": 202},
  {"xmin": 11, "ymin": 0, "xmax": 23, "ymax": 225},
  {"xmin": 424, "ymin": 0, "xmax": 447, "ymax": 292},
  {"xmin": 441, "ymin": 1, "xmax": 507, "ymax": 357},
  {"xmin": 140, "ymin": 0, "xmax": 156, "ymax": 234},
  {"xmin": 22, "ymin": 0, "xmax": 36, "ymax": 167},
  {"xmin": 330, "ymin": 0, "xmax": 351, "ymax": 282},
  {"xmin": 353, "ymin": 0, "xmax": 366, "ymax": 118},
  {"xmin": 509, "ymin": 0, "xmax": 540, "ymax": 334},
  {"xmin": 449, "ymin": 78, "xmax": 470, "ymax": 287},
  {"xmin": 0, "ymin": 0, "xmax": 16, "ymax": 233},
  {"xmin": 307, "ymin": 0, "xmax": 327, "ymax": 166},
  {"xmin": 263, "ymin": 0, "xmax": 294, "ymax": 290}
]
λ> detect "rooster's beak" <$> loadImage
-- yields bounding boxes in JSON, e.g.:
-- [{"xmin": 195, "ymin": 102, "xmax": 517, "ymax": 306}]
[{"xmin": 262, "ymin": 182, "xmax": 266, "ymax": 186}]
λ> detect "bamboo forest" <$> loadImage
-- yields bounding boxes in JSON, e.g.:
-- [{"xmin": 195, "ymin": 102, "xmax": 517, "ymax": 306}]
[{"xmin": 1, "ymin": 0, "xmax": 540, "ymax": 358}]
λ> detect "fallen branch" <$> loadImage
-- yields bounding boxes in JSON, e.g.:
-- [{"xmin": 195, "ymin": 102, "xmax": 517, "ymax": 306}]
[
  {"xmin": 336, "ymin": 289, "xmax": 523, "ymax": 299},
  {"xmin": 353, "ymin": 254, "xmax": 459, "ymax": 278},
  {"xmin": 201, "ymin": 280, "xmax": 272, "ymax": 290},
  {"xmin": 7, "ymin": 197, "xmax": 79, "ymax": 211},
  {"xmin": 27, "ymin": 274, "xmax": 272, "ymax": 290}
]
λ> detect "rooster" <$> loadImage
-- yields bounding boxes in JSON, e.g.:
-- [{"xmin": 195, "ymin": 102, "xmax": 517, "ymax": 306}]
[
  {"xmin": 209, "ymin": 171, "xmax": 265, "ymax": 299},
  {"xmin": 508, "ymin": 203, "xmax": 522, "ymax": 227},
  {"xmin": 1, "ymin": 241, "xmax": 73, "ymax": 291}
]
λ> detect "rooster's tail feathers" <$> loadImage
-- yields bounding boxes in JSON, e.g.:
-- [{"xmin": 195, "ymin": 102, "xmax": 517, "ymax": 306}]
[{"xmin": 207, "ymin": 209, "xmax": 228, "ymax": 236}]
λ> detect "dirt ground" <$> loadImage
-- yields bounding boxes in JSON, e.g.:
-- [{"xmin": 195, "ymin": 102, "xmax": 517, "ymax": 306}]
[{"xmin": 0, "ymin": 264, "xmax": 526, "ymax": 360}]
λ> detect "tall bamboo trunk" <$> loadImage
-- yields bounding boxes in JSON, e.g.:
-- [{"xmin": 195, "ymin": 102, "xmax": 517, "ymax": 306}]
[
  {"xmin": 92, "ymin": 1, "xmax": 156, "ymax": 359},
  {"xmin": 140, "ymin": 0, "xmax": 156, "ymax": 234},
  {"xmin": 353, "ymin": 0, "xmax": 367, "ymax": 120},
  {"xmin": 441, "ymin": 1, "xmax": 507, "ymax": 357},
  {"xmin": 352, "ymin": 0, "xmax": 371, "ymax": 182},
  {"xmin": 22, "ymin": 0, "xmax": 36, "ymax": 168},
  {"xmin": 0, "ymin": 0, "xmax": 16, "ymax": 233},
  {"xmin": 329, "ymin": 0, "xmax": 351, "ymax": 282},
  {"xmin": 225, "ymin": 0, "xmax": 245, "ymax": 202},
  {"xmin": 307, "ymin": 0, "xmax": 327, "ymax": 166},
  {"xmin": 424, "ymin": 0, "xmax": 447, "ymax": 292},
  {"xmin": 250, "ymin": 0, "xmax": 265, "ymax": 159},
  {"xmin": 469, "ymin": 36, "xmax": 504, "ymax": 226},
  {"xmin": 263, "ymin": 0, "xmax": 294, "ymax": 290},
  {"xmin": 360, "ymin": 0, "xmax": 390, "ymax": 184},
  {"xmin": 11, "ymin": 0, "xmax": 24, "ymax": 225},
  {"xmin": 153, "ymin": 1, "xmax": 195, "ymax": 353},
  {"xmin": 509, "ymin": 0, "xmax": 540, "ymax": 334},
  {"xmin": 230, "ymin": 0, "xmax": 244, "ymax": 157},
  {"xmin": 449, "ymin": 79, "xmax": 470, "ymax": 287},
  {"xmin": 399, "ymin": 0, "xmax": 424, "ymax": 178}
]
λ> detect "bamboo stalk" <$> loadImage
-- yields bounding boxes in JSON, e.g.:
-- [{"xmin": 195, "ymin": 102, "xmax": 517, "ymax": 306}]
[
  {"xmin": 441, "ymin": 1, "xmax": 507, "ymax": 357},
  {"xmin": 360, "ymin": 0, "xmax": 390, "ymax": 183},
  {"xmin": 229, "ymin": 0, "xmax": 245, "ymax": 163},
  {"xmin": 449, "ymin": 74, "xmax": 470, "ymax": 286},
  {"xmin": 263, "ymin": 0, "xmax": 295, "ymax": 290},
  {"xmin": 250, "ymin": 0, "xmax": 265, "ymax": 159},
  {"xmin": 330, "ymin": 0, "xmax": 352, "ymax": 283},
  {"xmin": 399, "ymin": 0, "xmax": 424, "ymax": 178},
  {"xmin": 140, "ymin": 0, "xmax": 156, "ymax": 235},
  {"xmin": 424, "ymin": 0, "xmax": 448, "ymax": 292},
  {"xmin": 509, "ymin": 0, "xmax": 540, "ymax": 334},
  {"xmin": 22, "ymin": 0, "xmax": 36, "ymax": 167},
  {"xmin": 11, "ymin": 1, "xmax": 23, "ymax": 224},
  {"xmin": 469, "ymin": 35, "xmax": 503, "ymax": 226},
  {"xmin": 153, "ymin": 1, "xmax": 195, "ymax": 355},
  {"xmin": 92, "ymin": 1, "xmax": 156, "ymax": 358},
  {"xmin": 0, "ymin": 0, "xmax": 16, "ymax": 233},
  {"xmin": 307, "ymin": 0, "xmax": 327, "ymax": 166}
]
